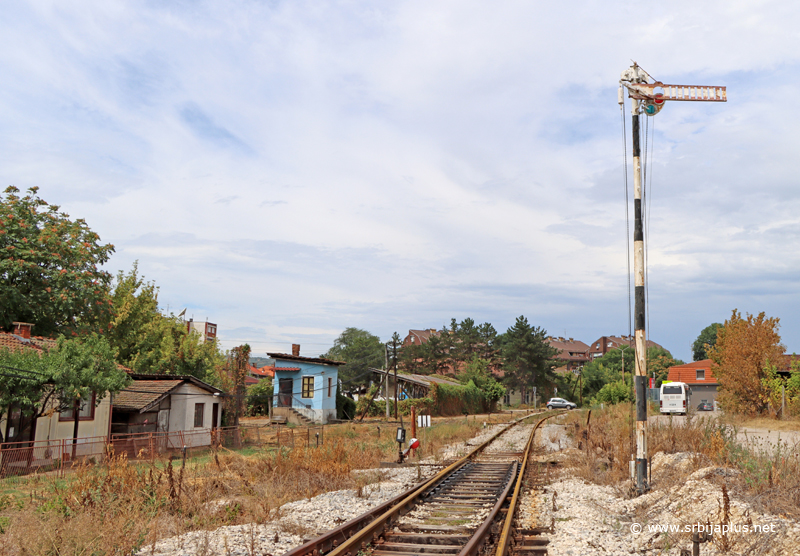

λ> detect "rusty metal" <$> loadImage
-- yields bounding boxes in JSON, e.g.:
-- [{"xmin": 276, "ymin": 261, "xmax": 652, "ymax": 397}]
[
  {"xmin": 284, "ymin": 412, "xmax": 545, "ymax": 556},
  {"xmin": 494, "ymin": 412, "xmax": 566, "ymax": 556}
]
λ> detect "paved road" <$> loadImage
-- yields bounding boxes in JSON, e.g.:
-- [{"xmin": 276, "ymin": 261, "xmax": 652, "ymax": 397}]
[{"xmin": 649, "ymin": 411, "xmax": 800, "ymax": 448}]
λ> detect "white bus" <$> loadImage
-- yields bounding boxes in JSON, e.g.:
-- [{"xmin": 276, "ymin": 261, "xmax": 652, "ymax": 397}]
[{"xmin": 660, "ymin": 382, "xmax": 691, "ymax": 415}]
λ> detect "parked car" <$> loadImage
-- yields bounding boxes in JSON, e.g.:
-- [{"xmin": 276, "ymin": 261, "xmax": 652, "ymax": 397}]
[
  {"xmin": 546, "ymin": 397, "xmax": 577, "ymax": 410},
  {"xmin": 697, "ymin": 402, "xmax": 714, "ymax": 411}
]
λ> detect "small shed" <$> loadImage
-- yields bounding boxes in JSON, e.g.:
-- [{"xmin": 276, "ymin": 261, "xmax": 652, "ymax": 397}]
[
  {"xmin": 111, "ymin": 375, "xmax": 223, "ymax": 447},
  {"xmin": 268, "ymin": 345, "xmax": 345, "ymax": 425},
  {"xmin": 369, "ymin": 368, "xmax": 461, "ymax": 399}
]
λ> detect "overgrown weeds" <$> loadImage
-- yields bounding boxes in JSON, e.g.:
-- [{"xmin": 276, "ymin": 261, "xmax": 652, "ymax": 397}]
[
  {"xmin": 561, "ymin": 405, "xmax": 800, "ymax": 518},
  {"xmin": 0, "ymin": 417, "xmax": 493, "ymax": 556}
]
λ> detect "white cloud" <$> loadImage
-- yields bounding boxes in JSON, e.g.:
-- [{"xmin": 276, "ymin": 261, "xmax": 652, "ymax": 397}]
[{"xmin": 2, "ymin": 0, "xmax": 800, "ymax": 361}]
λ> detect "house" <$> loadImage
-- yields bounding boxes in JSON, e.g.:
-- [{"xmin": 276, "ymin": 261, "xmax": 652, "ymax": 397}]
[
  {"xmin": 666, "ymin": 359, "xmax": 717, "ymax": 406},
  {"xmin": 269, "ymin": 344, "xmax": 345, "ymax": 425},
  {"xmin": 588, "ymin": 335, "xmax": 663, "ymax": 359},
  {"xmin": 547, "ymin": 337, "xmax": 591, "ymax": 373},
  {"xmin": 0, "ymin": 323, "xmax": 112, "ymax": 446},
  {"xmin": 110, "ymin": 374, "xmax": 224, "ymax": 448},
  {"xmin": 403, "ymin": 329, "xmax": 441, "ymax": 347}
]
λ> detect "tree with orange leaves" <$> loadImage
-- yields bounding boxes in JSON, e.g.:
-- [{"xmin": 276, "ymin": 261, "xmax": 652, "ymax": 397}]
[{"xmin": 708, "ymin": 310, "xmax": 784, "ymax": 415}]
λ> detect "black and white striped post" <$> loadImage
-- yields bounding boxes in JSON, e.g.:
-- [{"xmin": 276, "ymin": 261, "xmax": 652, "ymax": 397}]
[
  {"xmin": 632, "ymin": 94, "xmax": 649, "ymax": 494},
  {"xmin": 620, "ymin": 63, "xmax": 727, "ymax": 495}
]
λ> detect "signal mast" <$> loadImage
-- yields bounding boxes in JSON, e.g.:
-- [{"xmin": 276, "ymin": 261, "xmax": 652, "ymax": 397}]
[{"xmin": 619, "ymin": 63, "xmax": 726, "ymax": 494}]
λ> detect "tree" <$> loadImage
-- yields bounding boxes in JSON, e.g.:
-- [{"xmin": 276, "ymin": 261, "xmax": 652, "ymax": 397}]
[
  {"xmin": 0, "ymin": 335, "xmax": 129, "ymax": 446},
  {"xmin": 323, "ymin": 328, "xmax": 384, "ymax": 387},
  {"xmin": 501, "ymin": 316, "xmax": 559, "ymax": 398},
  {"xmin": 647, "ymin": 346, "xmax": 684, "ymax": 386},
  {"xmin": 458, "ymin": 356, "xmax": 506, "ymax": 409},
  {"xmin": 595, "ymin": 380, "xmax": 634, "ymax": 405},
  {"xmin": 246, "ymin": 378, "xmax": 272, "ymax": 416},
  {"xmin": 105, "ymin": 265, "xmax": 223, "ymax": 381},
  {"xmin": 708, "ymin": 310, "xmax": 784, "ymax": 415},
  {"xmin": 0, "ymin": 186, "xmax": 115, "ymax": 336},
  {"xmin": 692, "ymin": 323, "xmax": 722, "ymax": 361}
]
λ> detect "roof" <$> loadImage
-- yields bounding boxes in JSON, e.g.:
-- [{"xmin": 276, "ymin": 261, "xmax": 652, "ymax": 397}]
[
  {"xmin": 114, "ymin": 374, "xmax": 224, "ymax": 413},
  {"xmin": 114, "ymin": 379, "xmax": 185, "ymax": 412},
  {"xmin": 404, "ymin": 329, "xmax": 440, "ymax": 345},
  {"xmin": 267, "ymin": 352, "xmax": 346, "ymax": 366},
  {"xmin": 0, "ymin": 332, "xmax": 56, "ymax": 353},
  {"xmin": 547, "ymin": 337, "xmax": 590, "ymax": 361},
  {"xmin": 666, "ymin": 359, "xmax": 716, "ymax": 385},
  {"xmin": 370, "ymin": 368, "xmax": 461, "ymax": 388},
  {"xmin": 590, "ymin": 335, "xmax": 663, "ymax": 352},
  {"xmin": 249, "ymin": 364, "xmax": 275, "ymax": 378}
]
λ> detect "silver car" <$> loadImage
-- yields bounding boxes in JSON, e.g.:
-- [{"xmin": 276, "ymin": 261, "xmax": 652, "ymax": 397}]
[{"xmin": 546, "ymin": 397, "xmax": 577, "ymax": 410}]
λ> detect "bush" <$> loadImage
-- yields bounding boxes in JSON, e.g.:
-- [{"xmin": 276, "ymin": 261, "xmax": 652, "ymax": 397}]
[
  {"xmin": 432, "ymin": 381, "xmax": 485, "ymax": 416},
  {"xmin": 355, "ymin": 397, "xmax": 435, "ymax": 418},
  {"xmin": 336, "ymin": 393, "xmax": 356, "ymax": 420}
]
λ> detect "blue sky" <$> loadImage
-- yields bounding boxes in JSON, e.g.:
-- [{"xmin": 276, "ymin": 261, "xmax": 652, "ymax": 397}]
[{"xmin": 2, "ymin": 1, "xmax": 800, "ymax": 362}]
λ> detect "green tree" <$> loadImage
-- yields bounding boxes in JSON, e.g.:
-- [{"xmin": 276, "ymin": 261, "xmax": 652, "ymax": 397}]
[
  {"xmin": 246, "ymin": 378, "xmax": 272, "ymax": 416},
  {"xmin": 501, "ymin": 316, "xmax": 559, "ymax": 398},
  {"xmin": 595, "ymin": 380, "xmax": 634, "ymax": 405},
  {"xmin": 648, "ymin": 346, "xmax": 684, "ymax": 386},
  {"xmin": 106, "ymin": 265, "xmax": 222, "ymax": 381},
  {"xmin": 0, "ymin": 186, "xmax": 115, "ymax": 336},
  {"xmin": 323, "ymin": 327, "xmax": 384, "ymax": 387},
  {"xmin": 458, "ymin": 356, "xmax": 506, "ymax": 409},
  {"xmin": 692, "ymin": 323, "xmax": 722, "ymax": 361}
]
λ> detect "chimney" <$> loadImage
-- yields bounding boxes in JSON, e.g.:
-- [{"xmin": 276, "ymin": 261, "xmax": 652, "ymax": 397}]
[
  {"xmin": 12, "ymin": 322, "xmax": 33, "ymax": 339},
  {"xmin": 569, "ymin": 337, "xmax": 574, "ymax": 342},
  {"xmin": 292, "ymin": 344, "xmax": 300, "ymax": 356}
]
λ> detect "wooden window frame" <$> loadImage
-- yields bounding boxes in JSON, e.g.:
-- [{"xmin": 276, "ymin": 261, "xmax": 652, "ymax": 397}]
[
  {"xmin": 194, "ymin": 403, "xmax": 205, "ymax": 428},
  {"xmin": 59, "ymin": 392, "xmax": 97, "ymax": 422},
  {"xmin": 328, "ymin": 377, "xmax": 333, "ymax": 397},
  {"xmin": 302, "ymin": 376, "xmax": 314, "ymax": 399}
]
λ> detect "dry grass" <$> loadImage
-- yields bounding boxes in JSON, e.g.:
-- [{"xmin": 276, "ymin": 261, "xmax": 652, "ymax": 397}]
[
  {"xmin": 718, "ymin": 414, "xmax": 800, "ymax": 432},
  {"xmin": 560, "ymin": 404, "xmax": 800, "ymax": 519},
  {"xmin": 0, "ymin": 417, "xmax": 496, "ymax": 556}
]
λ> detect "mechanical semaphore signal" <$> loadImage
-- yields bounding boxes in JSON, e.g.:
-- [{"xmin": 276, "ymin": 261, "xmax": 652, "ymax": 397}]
[{"xmin": 618, "ymin": 62, "xmax": 726, "ymax": 495}]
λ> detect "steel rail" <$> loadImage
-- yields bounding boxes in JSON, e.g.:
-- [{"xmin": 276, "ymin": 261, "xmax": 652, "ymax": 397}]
[
  {"xmin": 283, "ymin": 411, "xmax": 544, "ymax": 556},
  {"xmin": 493, "ymin": 411, "xmax": 567, "ymax": 556}
]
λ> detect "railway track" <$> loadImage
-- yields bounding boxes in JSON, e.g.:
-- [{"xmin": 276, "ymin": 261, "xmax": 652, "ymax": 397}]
[{"xmin": 282, "ymin": 412, "xmax": 564, "ymax": 556}]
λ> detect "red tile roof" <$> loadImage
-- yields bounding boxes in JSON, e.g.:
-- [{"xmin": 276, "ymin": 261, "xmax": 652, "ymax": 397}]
[
  {"xmin": 0, "ymin": 332, "xmax": 48, "ymax": 353},
  {"xmin": 666, "ymin": 359, "xmax": 716, "ymax": 385}
]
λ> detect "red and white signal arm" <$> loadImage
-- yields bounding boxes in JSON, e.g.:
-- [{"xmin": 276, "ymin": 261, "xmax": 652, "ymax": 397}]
[{"xmin": 409, "ymin": 438, "xmax": 420, "ymax": 450}]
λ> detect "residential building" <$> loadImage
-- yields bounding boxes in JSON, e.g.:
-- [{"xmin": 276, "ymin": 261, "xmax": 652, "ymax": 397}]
[
  {"xmin": 269, "ymin": 344, "xmax": 344, "ymax": 425},
  {"xmin": 547, "ymin": 337, "xmax": 590, "ymax": 373},
  {"xmin": 186, "ymin": 319, "xmax": 217, "ymax": 343},
  {"xmin": 403, "ymin": 328, "xmax": 440, "ymax": 347},
  {"xmin": 666, "ymin": 359, "xmax": 717, "ymax": 407},
  {"xmin": 588, "ymin": 335, "xmax": 663, "ymax": 359}
]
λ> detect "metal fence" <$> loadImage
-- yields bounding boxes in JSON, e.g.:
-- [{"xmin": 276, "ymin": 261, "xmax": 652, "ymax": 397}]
[{"xmin": 0, "ymin": 423, "xmax": 325, "ymax": 481}]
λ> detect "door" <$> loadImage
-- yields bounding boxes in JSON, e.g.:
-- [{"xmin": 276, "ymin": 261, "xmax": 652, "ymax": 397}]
[{"xmin": 278, "ymin": 378, "xmax": 293, "ymax": 407}]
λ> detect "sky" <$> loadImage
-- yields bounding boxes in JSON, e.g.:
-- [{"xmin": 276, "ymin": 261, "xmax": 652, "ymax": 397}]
[{"xmin": 2, "ymin": 0, "xmax": 800, "ymax": 363}]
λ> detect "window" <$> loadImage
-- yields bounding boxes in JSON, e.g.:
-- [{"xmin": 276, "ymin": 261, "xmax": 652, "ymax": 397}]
[
  {"xmin": 328, "ymin": 377, "xmax": 333, "ymax": 397},
  {"xmin": 696, "ymin": 369, "xmax": 705, "ymax": 380},
  {"xmin": 302, "ymin": 376, "xmax": 314, "ymax": 398},
  {"xmin": 59, "ymin": 393, "xmax": 96, "ymax": 421},
  {"xmin": 194, "ymin": 403, "xmax": 205, "ymax": 428},
  {"xmin": 663, "ymin": 386, "xmax": 683, "ymax": 395}
]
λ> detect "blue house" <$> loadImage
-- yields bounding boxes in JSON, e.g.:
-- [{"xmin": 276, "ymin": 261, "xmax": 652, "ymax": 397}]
[{"xmin": 268, "ymin": 345, "xmax": 345, "ymax": 425}]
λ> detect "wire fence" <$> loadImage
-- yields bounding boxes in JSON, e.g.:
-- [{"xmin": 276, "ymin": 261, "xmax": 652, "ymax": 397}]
[{"xmin": 0, "ymin": 423, "xmax": 324, "ymax": 482}]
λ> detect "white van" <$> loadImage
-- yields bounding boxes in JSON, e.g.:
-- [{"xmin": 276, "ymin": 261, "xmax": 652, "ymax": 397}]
[{"xmin": 660, "ymin": 382, "xmax": 691, "ymax": 415}]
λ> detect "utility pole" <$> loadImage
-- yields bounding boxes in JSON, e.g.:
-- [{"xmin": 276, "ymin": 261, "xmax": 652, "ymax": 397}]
[
  {"xmin": 620, "ymin": 63, "xmax": 726, "ymax": 494},
  {"xmin": 392, "ymin": 332, "xmax": 401, "ymax": 420},
  {"xmin": 385, "ymin": 343, "xmax": 390, "ymax": 420}
]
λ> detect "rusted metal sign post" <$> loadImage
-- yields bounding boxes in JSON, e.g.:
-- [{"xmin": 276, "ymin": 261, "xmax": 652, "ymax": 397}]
[{"xmin": 619, "ymin": 63, "xmax": 726, "ymax": 494}]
